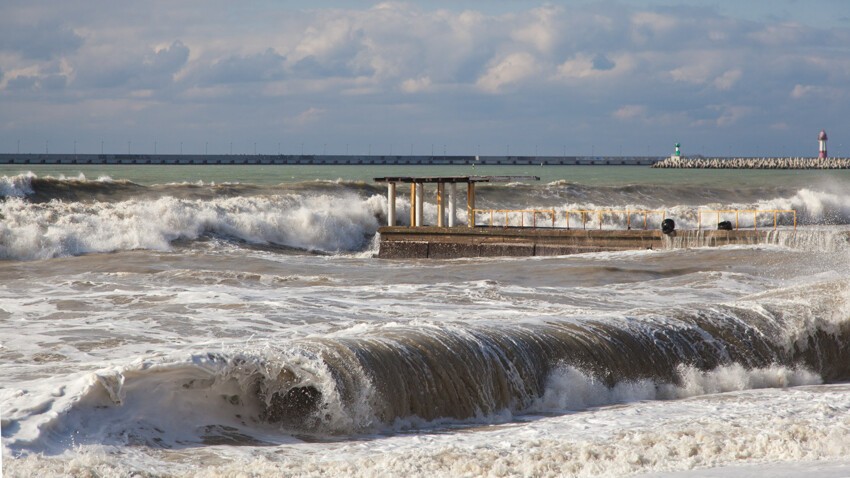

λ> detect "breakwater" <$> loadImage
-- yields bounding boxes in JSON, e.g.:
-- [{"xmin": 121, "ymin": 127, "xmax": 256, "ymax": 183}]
[
  {"xmin": 0, "ymin": 153, "xmax": 658, "ymax": 166},
  {"xmin": 653, "ymin": 156, "xmax": 850, "ymax": 169}
]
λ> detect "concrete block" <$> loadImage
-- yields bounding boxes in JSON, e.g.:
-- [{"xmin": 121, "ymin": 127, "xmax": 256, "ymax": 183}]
[
  {"xmin": 379, "ymin": 241, "xmax": 429, "ymax": 259},
  {"xmin": 478, "ymin": 243, "xmax": 534, "ymax": 257},
  {"xmin": 429, "ymin": 242, "xmax": 479, "ymax": 259}
]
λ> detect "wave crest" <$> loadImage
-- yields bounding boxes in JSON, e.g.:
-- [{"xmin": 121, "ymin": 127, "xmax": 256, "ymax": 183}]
[{"xmin": 0, "ymin": 193, "xmax": 386, "ymax": 260}]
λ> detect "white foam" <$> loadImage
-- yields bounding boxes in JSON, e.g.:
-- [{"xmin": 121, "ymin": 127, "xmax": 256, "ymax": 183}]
[
  {"xmin": 0, "ymin": 193, "xmax": 387, "ymax": 259},
  {"xmin": 0, "ymin": 172, "xmax": 35, "ymax": 197},
  {"xmin": 6, "ymin": 382, "xmax": 850, "ymax": 477}
]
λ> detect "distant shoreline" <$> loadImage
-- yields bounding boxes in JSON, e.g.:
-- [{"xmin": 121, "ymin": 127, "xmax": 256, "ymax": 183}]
[{"xmin": 0, "ymin": 153, "xmax": 658, "ymax": 166}]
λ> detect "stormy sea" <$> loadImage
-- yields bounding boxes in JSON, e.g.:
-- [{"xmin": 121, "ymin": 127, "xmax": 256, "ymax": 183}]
[{"xmin": 2, "ymin": 164, "xmax": 850, "ymax": 477}]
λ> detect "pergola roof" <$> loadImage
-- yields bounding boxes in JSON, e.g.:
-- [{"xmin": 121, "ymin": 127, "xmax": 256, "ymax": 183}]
[{"xmin": 373, "ymin": 175, "xmax": 540, "ymax": 183}]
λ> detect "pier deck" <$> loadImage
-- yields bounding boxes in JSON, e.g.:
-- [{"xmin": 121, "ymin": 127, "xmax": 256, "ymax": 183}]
[
  {"xmin": 372, "ymin": 175, "xmax": 802, "ymax": 259},
  {"xmin": 377, "ymin": 227, "xmax": 778, "ymax": 259}
]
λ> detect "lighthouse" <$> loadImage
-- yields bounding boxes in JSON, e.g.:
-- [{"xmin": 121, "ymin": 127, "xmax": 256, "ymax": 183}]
[{"xmin": 818, "ymin": 130, "xmax": 828, "ymax": 159}]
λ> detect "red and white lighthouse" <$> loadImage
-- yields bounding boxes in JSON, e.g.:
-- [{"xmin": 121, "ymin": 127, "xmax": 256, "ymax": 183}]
[{"xmin": 818, "ymin": 130, "xmax": 828, "ymax": 159}]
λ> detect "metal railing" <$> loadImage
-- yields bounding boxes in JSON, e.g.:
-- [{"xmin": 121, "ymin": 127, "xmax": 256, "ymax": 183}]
[
  {"xmin": 473, "ymin": 209, "xmax": 558, "ymax": 228},
  {"xmin": 697, "ymin": 209, "xmax": 797, "ymax": 231},
  {"xmin": 471, "ymin": 208, "xmax": 666, "ymax": 229},
  {"xmin": 469, "ymin": 208, "xmax": 798, "ymax": 231},
  {"xmin": 564, "ymin": 209, "xmax": 666, "ymax": 230}
]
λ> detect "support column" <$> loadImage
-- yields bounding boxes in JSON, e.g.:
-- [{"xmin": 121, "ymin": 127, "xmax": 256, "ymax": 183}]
[
  {"xmin": 436, "ymin": 182, "xmax": 445, "ymax": 227},
  {"xmin": 415, "ymin": 182, "xmax": 425, "ymax": 227},
  {"xmin": 387, "ymin": 182, "xmax": 396, "ymax": 226},
  {"xmin": 467, "ymin": 182, "xmax": 475, "ymax": 227},
  {"xmin": 448, "ymin": 183, "xmax": 457, "ymax": 227},
  {"xmin": 410, "ymin": 183, "xmax": 416, "ymax": 227}
]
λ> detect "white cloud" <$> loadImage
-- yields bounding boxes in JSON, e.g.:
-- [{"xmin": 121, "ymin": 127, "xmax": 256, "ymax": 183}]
[
  {"xmin": 400, "ymin": 76, "xmax": 431, "ymax": 93},
  {"xmin": 791, "ymin": 84, "xmax": 844, "ymax": 100},
  {"xmin": 511, "ymin": 5, "xmax": 563, "ymax": 54},
  {"xmin": 556, "ymin": 54, "xmax": 595, "ymax": 79},
  {"xmin": 630, "ymin": 11, "xmax": 679, "ymax": 44},
  {"xmin": 293, "ymin": 107, "xmax": 325, "ymax": 126},
  {"xmin": 713, "ymin": 69, "xmax": 742, "ymax": 90},
  {"xmin": 748, "ymin": 22, "xmax": 808, "ymax": 47},
  {"xmin": 0, "ymin": 1, "xmax": 848, "ymax": 157},
  {"xmin": 613, "ymin": 105, "xmax": 646, "ymax": 120},
  {"xmin": 556, "ymin": 53, "xmax": 634, "ymax": 81},
  {"xmin": 476, "ymin": 52, "xmax": 539, "ymax": 93},
  {"xmin": 290, "ymin": 17, "xmax": 358, "ymax": 65},
  {"xmin": 692, "ymin": 105, "xmax": 751, "ymax": 127}
]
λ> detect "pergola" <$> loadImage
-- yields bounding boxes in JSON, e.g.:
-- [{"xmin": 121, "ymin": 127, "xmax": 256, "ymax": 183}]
[{"xmin": 373, "ymin": 175, "xmax": 540, "ymax": 228}]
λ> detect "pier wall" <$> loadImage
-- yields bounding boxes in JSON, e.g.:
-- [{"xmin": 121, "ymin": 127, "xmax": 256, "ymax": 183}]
[
  {"xmin": 0, "ymin": 154, "xmax": 659, "ymax": 166},
  {"xmin": 377, "ymin": 227, "xmax": 780, "ymax": 259}
]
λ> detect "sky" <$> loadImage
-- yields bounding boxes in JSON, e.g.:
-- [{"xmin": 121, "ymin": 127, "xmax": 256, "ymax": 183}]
[{"xmin": 1, "ymin": 1, "xmax": 849, "ymax": 157}]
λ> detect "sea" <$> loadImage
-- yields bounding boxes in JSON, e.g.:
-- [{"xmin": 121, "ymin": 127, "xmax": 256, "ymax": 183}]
[{"xmin": 2, "ymin": 164, "xmax": 850, "ymax": 477}]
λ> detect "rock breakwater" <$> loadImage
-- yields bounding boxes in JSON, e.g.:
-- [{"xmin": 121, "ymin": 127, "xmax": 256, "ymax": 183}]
[{"xmin": 652, "ymin": 157, "xmax": 850, "ymax": 169}]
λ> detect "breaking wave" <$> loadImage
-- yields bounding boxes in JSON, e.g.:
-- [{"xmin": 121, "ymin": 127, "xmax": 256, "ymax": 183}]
[
  {"xmin": 5, "ymin": 172, "xmax": 850, "ymax": 259},
  {"xmin": 0, "ymin": 193, "xmax": 391, "ymax": 259},
  {"xmin": 4, "ymin": 279, "xmax": 848, "ymax": 456}
]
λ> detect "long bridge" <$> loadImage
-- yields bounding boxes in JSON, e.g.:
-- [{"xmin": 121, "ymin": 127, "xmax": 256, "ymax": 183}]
[{"xmin": 0, "ymin": 153, "xmax": 660, "ymax": 166}]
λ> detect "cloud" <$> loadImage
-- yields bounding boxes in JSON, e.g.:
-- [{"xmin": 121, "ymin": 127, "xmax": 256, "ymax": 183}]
[
  {"xmin": 556, "ymin": 52, "xmax": 632, "ymax": 80},
  {"xmin": 150, "ymin": 41, "xmax": 190, "ymax": 77},
  {"xmin": 613, "ymin": 105, "xmax": 646, "ymax": 120},
  {"xmin": 2, "ymin": 59, "xmax": 70, "ymax": 93},
  {"xmin": 692, "ymin": 105, "xmax": 751, "ymax": 127},
  {"xmin": 0, "ymin": 1, "xmax": 849, "ymax": 157},
  {"xmin": 790, "ymin": 84, "xmax": 845, "ymax": 100},
  {"xmin": 630, "ymin": 11, "xmax": 679, "ymax": 44},
  {"xmin": 476, "ymin": 52, "xmax": 539, "ymax": 93},
  {"xmin": 73, "ymin": 40, "xmax": 189, "ymax": 90},
  {"xmin": 292, "ymin": 107, "xmax": 325, "ymax": 126},
  {"xmin": 592, "ymin": 53, "xmax": 616, "ymax": 71},
  {"xmin": 0, "ymin": 19, "xmax": 83, "ymax": 60},
  {"xmin": 198, "ymin": 48, "xmax": 285, "ymax": 85},
  {"xmin": 713, "ymin": 69, "xmax": 742, "ymax": 90},
  {"xmin": 400, "ymin": 76, "xmax": 432, "ymax": 93},
  {"xmin": 748, "ymin": 22, "xmax": 810, "ymax": 47},
  {"xmin": 6, "ymin": 75, "xmax": 38, "ymax": 91},
  {"xmin": 511, "ymin": 5, "xmax": 564, "ymax": 54}
]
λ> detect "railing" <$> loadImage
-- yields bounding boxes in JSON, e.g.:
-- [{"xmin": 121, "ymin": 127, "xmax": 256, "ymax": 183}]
[
  {"xmin": 471, "ymin": 208, "xmax": 666, "ymax": 229},
  {"xmin": 473, "ymin": 209, "xmax": 558, "ymax": 228},
  {"xmin": 697, "ymin": 209, "xmax": 797, "ymax": 231},
  {"xmin": 564, "ymin": 209, "xmax": 666, "ymax": 230},
  {"xmin": 469, "ymin": 208, "xmax": 798, "ymax": 231}
]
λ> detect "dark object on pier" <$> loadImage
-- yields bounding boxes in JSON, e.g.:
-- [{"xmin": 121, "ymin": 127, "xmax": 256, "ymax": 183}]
[
  {"xmin": 661, "ymin": 219, "xmax": 676, "ymax": 234},
  {"xmin": 717, "ymin": 221, "xmax": 733, "ymax": 231}
]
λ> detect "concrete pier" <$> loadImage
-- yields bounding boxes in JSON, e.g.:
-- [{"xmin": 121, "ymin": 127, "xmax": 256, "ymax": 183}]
[{"xmin": 377, "ymin": 227, "xmax": 793, "ymax": 259}]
